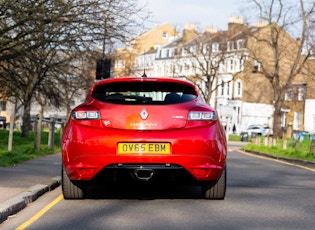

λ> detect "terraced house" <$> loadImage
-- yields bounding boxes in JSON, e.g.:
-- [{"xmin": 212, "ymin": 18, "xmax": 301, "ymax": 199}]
[
  {"xmin": 130, "ymin": 17, "xmax": 315, "ymax": 137},
  {"xmin": 114, "ymin": 23, "xmax": 178, "ymax": 77}
]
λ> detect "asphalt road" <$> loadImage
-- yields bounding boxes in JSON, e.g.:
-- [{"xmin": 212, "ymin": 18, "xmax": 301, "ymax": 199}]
[{"xmin": 2, "ymin": 149, "xmax": 315, "ymax": 230}]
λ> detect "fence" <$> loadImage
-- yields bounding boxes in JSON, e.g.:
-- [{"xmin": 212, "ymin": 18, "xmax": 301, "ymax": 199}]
[{"xmin": 34, "ymin": 116, "xmax": 65, "ymax": 150}]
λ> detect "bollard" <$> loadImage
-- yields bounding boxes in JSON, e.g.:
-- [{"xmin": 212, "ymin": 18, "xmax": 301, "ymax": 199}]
[
  {"xmin": 48, "ymin": 118, "xmax": 55, "ymax": 149},
  {"xmin": 34, "ymin": 114, "xmax": 42, "ymax": 150},
  {"xmin": 283, "ymin": 139, "xmax": 287, "ymax": 150},
  {"xmin": 34, "ymin": 118, "xmax": 39, "ymax": 150},
  {"xmin": 264, "ymin": 137, "xmax": 268, "ymax": 146}
]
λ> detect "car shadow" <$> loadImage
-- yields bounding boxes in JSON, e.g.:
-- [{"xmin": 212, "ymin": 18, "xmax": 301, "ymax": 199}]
[{"xmin": 84, "ymin": 182, "xmax": 202, "ymax": 200}]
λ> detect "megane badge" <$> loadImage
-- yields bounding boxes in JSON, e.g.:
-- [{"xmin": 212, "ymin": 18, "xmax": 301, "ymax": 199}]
[{"xmin": 140, "ymin": 109, "xmax": 149, "ymax": 120}]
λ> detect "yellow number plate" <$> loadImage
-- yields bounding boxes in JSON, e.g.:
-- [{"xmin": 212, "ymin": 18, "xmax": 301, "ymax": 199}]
[{"xmin": 118, "ymin": 143, "xmax": 171, "ymax": 154}]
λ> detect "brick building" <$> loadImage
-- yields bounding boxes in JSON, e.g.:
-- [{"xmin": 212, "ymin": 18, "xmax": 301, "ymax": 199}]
[
  {"xmin": 114, "ymin": 23, "xmax": 178, "ymax": 77},
  {"xmin": 128, "ymin": 17, "xmax": 315, "ymax": 136}
]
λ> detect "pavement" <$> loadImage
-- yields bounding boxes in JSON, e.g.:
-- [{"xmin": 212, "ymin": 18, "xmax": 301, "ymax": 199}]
[
  {"xmin": 0, "ymin": 153, "xmax": 61, "ymax": 223},
  {"xmin": 0, "ymin": 141, "xmax": 271, "ymax": 224}
]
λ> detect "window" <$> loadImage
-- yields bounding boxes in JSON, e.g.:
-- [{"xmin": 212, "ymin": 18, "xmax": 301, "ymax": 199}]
[
  {"xmin": 293, "ymin": 112, "xmax": 301, "ymax": 130},
  {"xmin": 227, "ymin": 41, "xmax": 234, "ymax": 51},
  {"xmin": 285, "ymin": 85, "xmax": 306, "ymax": 101},
  {"xmin": 227, "ymin": 82, "xmax": 230, "ymax": 98},
  {"xmin": 91, "ymin": 81, "xmax": 197, "ymax": 105},
  {"xmin": 298, "ymin": 88, "xmax": 305, "ymax": 101},
  {"xmin": 237, "ymin": 39, "xmax": 244, "ymax": 50},
  {"xmin": 161, "ymin": 49, "xmax": 167, "ymax": 58},
  {"xmin": 234, "ymin": 80, "xmax": 242, "ymax": 97},
  {"xmin": 162, "ymin": 32, "xmax": 168, "ymax": 39},
  {"xmin": 190, "ymin": 46, "xmax": 197, "ymax": 54},
  {"xmin": 0, "ymin": 101, "xmax": 6, "ymax": 111},
  {"xmin": 212, "ymin": 43, "xmax": 219, "ymax": 52},
  {"xmin": 202, "ymin": 44, "xmax": 210, "ymax": 54},
  {"xmin": 237, "ymin": 82, "xmax": 241, "ymax": 95},
  {"xmin": 220, "ymin": 60, "xmax": 226, "ymax": 72},
  {"xmin": 253, "ymin": 59, "xmax": 261, "ymax": 72},
  {"xmin": 169, "ymin": 48, "xmax": 174, "ymax": 57},
  {"xmin": 228, "ymin": 59, "xmax": 234, "ymax": 72},
  {"xmin": 182, "ymin": 48, "xmax": 188, "ymax": 56},
  {"xmin": 221, "ymin": 81, "xmax": 224, "ymax": 96},
  {"xmin": 238, "ymin": 57, "xmax": 244, "ymax": 71}
]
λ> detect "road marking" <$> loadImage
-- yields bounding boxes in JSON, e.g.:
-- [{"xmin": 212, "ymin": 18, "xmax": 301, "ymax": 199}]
[
  {"xmin": 16, "ymin": 194, "xmax": 63, "ymax": 230},
  {"xmin": 238, "ymin": 150, "xmax": 315, "ymax": 173}
]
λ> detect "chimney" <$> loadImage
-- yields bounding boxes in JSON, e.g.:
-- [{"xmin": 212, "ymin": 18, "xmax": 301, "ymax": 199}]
[
  {"xmin": 255, "ymin": 21, "xmax": 267, "ymax": 28},
  {"xmin": 205, "ymin": 27, "xmax": 217, "ymax": 34},
  {"xmin": 183, "ymin": 24, "xmax": 198, "ymax": 42},
  {"xmin": 228, "ymin": 17, "xmax": 244, "ymax": 33}
]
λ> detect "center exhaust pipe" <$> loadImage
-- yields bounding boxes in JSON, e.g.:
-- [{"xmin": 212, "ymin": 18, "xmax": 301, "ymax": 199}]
[{"xmin": 134, "ymin": 169, "xmax": 155, "ymax": 181}]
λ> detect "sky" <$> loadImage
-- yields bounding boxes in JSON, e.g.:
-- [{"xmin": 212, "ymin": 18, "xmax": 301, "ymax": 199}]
[{"xmin": 139, "ymin": 0, "xmax": 243, "ymax": 31}]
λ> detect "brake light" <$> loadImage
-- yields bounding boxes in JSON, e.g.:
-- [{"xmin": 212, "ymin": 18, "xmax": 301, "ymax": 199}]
[
  {"xmin": 188, "ymin": 111, "xmax": 216, "ymax": 121},
  {"xmin": 186, "ymin": 107, "xmax": 217, "ymax": 128},
  {"xmin": 71, "ymin": 108, "xmax": 100, "ymax": 120}
]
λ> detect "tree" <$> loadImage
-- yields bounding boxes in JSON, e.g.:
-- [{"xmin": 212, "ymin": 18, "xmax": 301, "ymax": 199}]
[
  {"xmin": 185, "ymin": 32, "xmax": 246, "ymax": 106},
  {"xmin": 243, "ymin": 0, "xmax": 315, "ymax": 137},
  {"xmin": 0, "ymin": 0, "xmax": 149, "ymax": 137},
  {"xmin": 172, "ymin": 23, "xmax": 247, "ymax": 107}
]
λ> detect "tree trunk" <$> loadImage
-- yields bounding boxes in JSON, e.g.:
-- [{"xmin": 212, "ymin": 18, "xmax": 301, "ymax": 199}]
[
  {"xmin": 21, "ymin": 100, "xmax": 31, "ymax": 137},
  {"xmin": 273, "ymin": 100, "xmax": 284, "ymax": 138},
  {"xmin": 8, "ymin": 100, "xmax": 16, "ymax": 151}
]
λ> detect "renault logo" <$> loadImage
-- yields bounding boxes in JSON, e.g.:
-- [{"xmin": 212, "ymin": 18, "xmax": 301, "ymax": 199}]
[{"xmin": 140, "ymin": 109, "xmax": 148, "ymax": 120}]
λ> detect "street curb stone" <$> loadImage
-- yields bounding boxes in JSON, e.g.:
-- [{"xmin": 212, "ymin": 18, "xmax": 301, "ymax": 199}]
[
  {"xmin": 0, "ymin": 176, "xmax": 61, "ymax": 224},
  {"xmin": 243, "ymin": 149, "xmax": 315, "ymax": 169}
]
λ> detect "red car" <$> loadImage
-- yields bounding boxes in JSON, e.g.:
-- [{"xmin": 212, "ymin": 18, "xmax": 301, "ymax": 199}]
[{"xmin": 61, "ymin": 77, "xmax": 227, "ymax": 199}]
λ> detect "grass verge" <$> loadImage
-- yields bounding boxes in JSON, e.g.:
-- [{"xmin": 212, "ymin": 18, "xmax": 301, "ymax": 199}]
[
  {"xmin": 238, "ymin": 136, "xmax": 315, "ymax": 163},
  {"xmin": 0, "ymin": 129, "xmax": 61, "ymax": 167}
]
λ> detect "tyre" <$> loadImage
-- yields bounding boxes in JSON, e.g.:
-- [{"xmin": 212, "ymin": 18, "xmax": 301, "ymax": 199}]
[
  {"xmin": 62, "ymin": 165, "xmax": 86, "ymax": 199},
  {"xmin": 201, "ymin": 166, "xmax": 226, "ymax": 200}
]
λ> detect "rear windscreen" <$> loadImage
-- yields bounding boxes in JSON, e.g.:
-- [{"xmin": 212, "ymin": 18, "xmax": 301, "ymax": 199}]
[{"xmin": 92, "ymin": 81, "xmax": 197, "ymax": 105}]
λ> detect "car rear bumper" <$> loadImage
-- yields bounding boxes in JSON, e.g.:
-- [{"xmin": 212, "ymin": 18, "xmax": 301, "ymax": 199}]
[
  {"xmin": 62, "ymin": 124, "xmax": 227, "ymax": 182},
  {"xmin": 63, "ymin": 154, "xmax": 225, "ymax": 182}
]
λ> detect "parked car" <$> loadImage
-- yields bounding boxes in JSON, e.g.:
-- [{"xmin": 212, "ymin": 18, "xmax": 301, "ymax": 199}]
[
  {"xmin": 0, "ymin": 116, "xmax": 6, "ymax": 129},
  {"xmin": 246, "ymin": 125, "xmax": 267, "ymax": 137},
  {"xmin": 61, "ymin": 77, "xmax": 227, "ymax": 200},
  {"xmin": 263, "ymin": 126, "xmax": 273, "ymax": 136}
]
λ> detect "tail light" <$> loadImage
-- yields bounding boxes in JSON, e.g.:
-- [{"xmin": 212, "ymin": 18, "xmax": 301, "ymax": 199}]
[
  {"xmin": 71, "ymin": 106, "xmax": 100, "ymax": 120},
  {"xmin": 188, "ymin": 111, "xmax": 216, "ymax": 121},
  {"xmin": 186, "ymin": 107, "xmax": 217, "ymax": 128}
]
